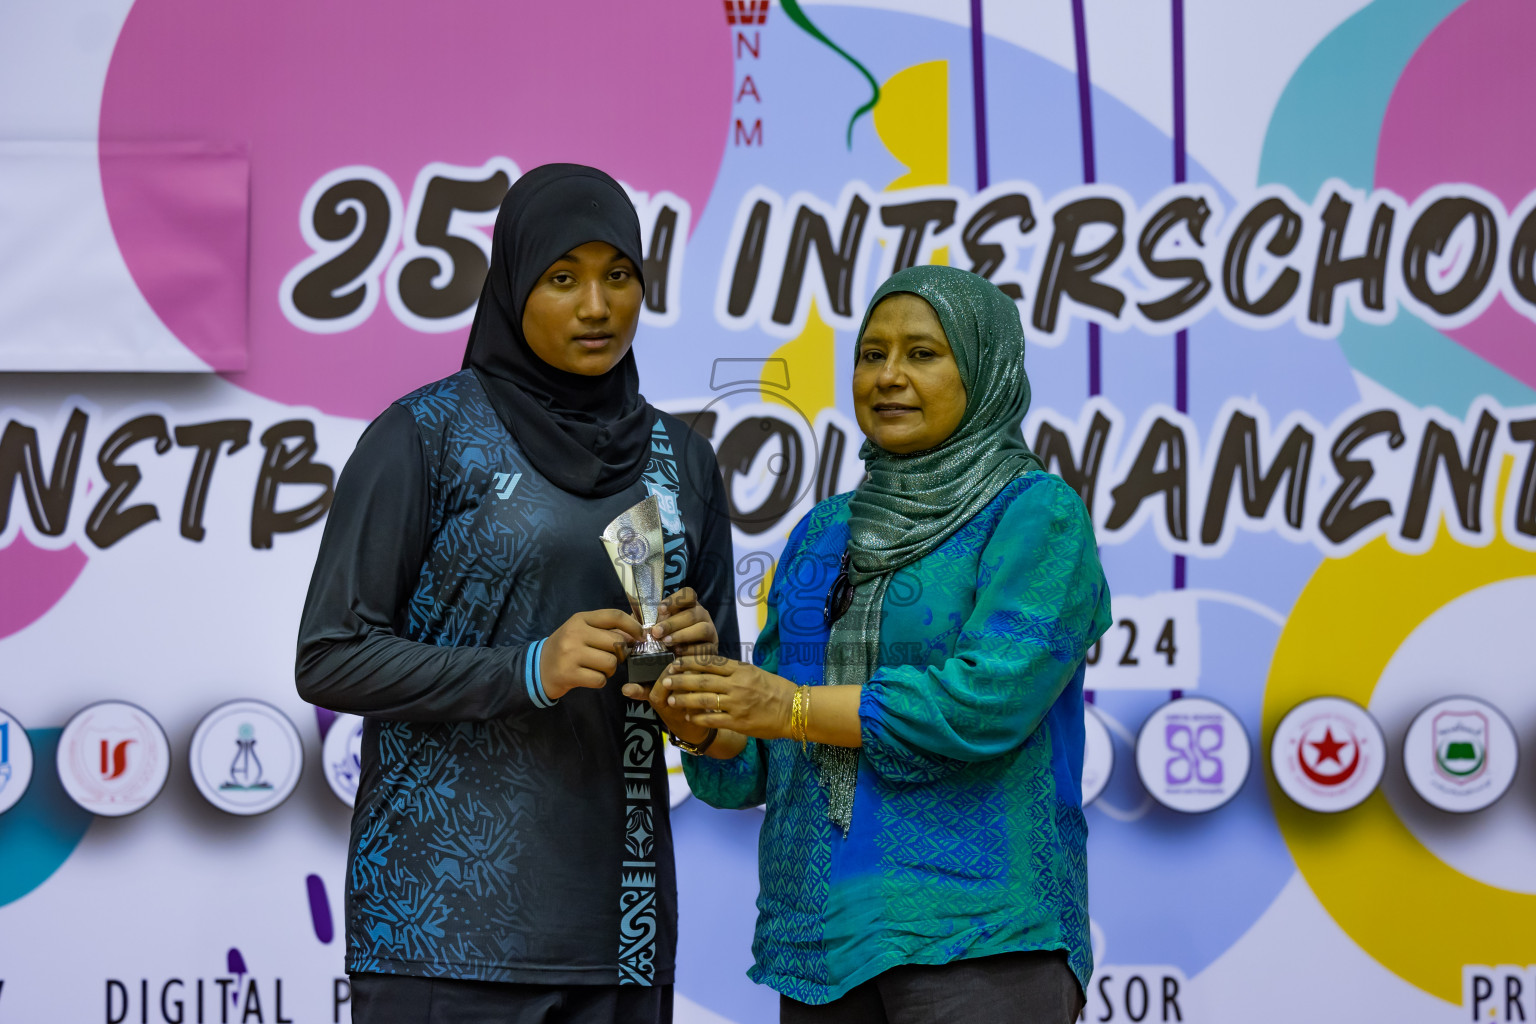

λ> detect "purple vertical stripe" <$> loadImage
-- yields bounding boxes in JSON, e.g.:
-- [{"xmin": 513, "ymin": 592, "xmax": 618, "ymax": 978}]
[
  {"xmin": 1171, "ymin": 0, "xmax": 1187, "ymax": 185},
  {"xmin": 307, "ymin": 873, "xmax": 335, "ymax": 944},
  {"xmin": 970, "ymin": 0, "xmax": 990, "ymax": 191},
  {"xmin": 1070, "ymin": 0, "xmax": 1097, "ymax": 184},
  {"xmin": 1173, "ymin": 323, "xmax": 1188, "ymax": 588},
  {"xmin": 1088, "ymin": 324, "xmax": 1102, "ymax": 397},
  {"xmin": 1171, "ymin": 0, "xmax": 1189, "ymax": 599},
  {"xmin": 1071, "ymin": 0, "xmax": 1100, "ymax": 396},
  {"xmin": 1170, "ymin": 2, "xmax": 1189, "ymax": 414},
  {"xmin": 1171, "ymin": 0, "xmax": 1190, "ymax": 417},
  {"xmin": 1175, "ymin": 330, "xmax": 1189, "ymax": 412}
]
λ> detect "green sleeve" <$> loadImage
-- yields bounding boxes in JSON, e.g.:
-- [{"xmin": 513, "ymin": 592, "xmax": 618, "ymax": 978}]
[
  {"xmin": 859, "ymin": 475, "xmax": 1112, "ymax": 784},
  {"xmin": 681, "ymin": 734, "xmax": 769, "ymax": 810}
]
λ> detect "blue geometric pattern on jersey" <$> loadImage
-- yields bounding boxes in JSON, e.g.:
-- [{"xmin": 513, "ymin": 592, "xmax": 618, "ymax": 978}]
[
  {"xmin": 346, "ymin": 371, "xmax": 685, "ymax": 985},
  {"xmin": 616, "ymin": 416, "xmax": 688, "ymax": 985},
  {"xmin": 685, "ymin": 474, "xmax": 1111, "ymax": 1004},
  {"xmin": 618, "ymin": 699, "xmax": 661, "ymax": 985},
  {"xmin": 348, "ymin": 371, "xmax": 559, "ymax": 981},
  {"xmin": 642, "ymin": 417, "xmax": 688, "ymax": 592},
  {"xmin": 400, "ymin": 372, "xmax": 557, "ymax": 651}
]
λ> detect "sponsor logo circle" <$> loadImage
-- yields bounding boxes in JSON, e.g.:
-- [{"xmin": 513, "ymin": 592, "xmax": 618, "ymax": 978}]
[
  {"xmin": 0, "ymin": 707, "xmax": 36, "ymax": 815},
  {"xmin": 190, "ymin": 700, "xmax": 304, "ymax": 815},
  {"xmin": 1082, "ymin": 703, "xmax": 1114, "ymax": 807},
  {"xmin": 1402, "ymin": 696, "xmax": 1519, "ymax": 814},
  {"xmin": 1135, "ymin": 696, "xmax": 1251, "ymax": 814},
  {"xmin": 1270, "ymin": 696, "xmax": 1386, "ymax": 813},
  {"xmin": 56, "ymin": 701, "xmax": 171, "ymax": 816},
  {"xmin": 321, "ymin": 713, "xmax": 365, "ymax": 807}
]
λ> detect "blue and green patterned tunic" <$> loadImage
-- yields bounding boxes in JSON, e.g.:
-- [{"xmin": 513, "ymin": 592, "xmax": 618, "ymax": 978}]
[{"xmin": 684, "ymin": 471, "xmax": 1111, "ymax": 1004}]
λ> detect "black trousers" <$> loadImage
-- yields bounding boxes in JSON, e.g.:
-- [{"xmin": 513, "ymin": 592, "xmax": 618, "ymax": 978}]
[
  {"xmin": 779, "ymin": 951, "xmax": 1083, "ymax": 1024},
  {"xmin": 349, "ymin": 973, "xmax": 672, "ymax": 1024}
]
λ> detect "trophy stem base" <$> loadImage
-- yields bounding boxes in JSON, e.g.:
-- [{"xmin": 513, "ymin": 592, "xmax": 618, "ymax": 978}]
[{"xmin": 626, "ymin": 651, "xmax": 674, "ymax": 685}]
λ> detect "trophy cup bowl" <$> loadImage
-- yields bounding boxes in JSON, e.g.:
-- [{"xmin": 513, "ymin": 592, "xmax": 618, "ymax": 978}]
[{"xmin": 600, "ymin": 495, "xmax": 674, "ymax": 686}]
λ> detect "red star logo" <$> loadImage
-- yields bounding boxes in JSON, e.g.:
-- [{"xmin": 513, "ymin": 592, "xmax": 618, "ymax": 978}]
[{"xmin": 1309, "ymin": 727, "xmax": 1348, "ymax": 766}]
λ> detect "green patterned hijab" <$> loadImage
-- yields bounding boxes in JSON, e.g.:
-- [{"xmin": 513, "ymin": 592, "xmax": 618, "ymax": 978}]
[{"xmin": 816, "ymin": 265, "xmax": 1044, "ymax": 834}]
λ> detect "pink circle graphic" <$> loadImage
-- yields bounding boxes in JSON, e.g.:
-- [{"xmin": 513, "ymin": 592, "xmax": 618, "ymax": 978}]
[
  {"xmin": 0, "ymin": 537, "xmax": 88, "ymax": 641},
  {"xmin": 1377, "ymin": 0, "xmax": 1536, "ymax": 391},
  {"xmin": 100, "ymin": 1, "xmax": 733, "ymax": 420}
]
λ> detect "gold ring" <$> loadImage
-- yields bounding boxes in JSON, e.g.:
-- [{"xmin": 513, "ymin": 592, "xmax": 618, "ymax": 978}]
[{"xmin": 714, "ymin": 693, "xmax": 722, "ymax": 712}]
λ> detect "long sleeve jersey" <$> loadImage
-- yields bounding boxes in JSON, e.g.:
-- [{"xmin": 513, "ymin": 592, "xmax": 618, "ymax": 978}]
[{"xmin": 296, "ymin": 369, "xmax": 738, "ymax": 986}]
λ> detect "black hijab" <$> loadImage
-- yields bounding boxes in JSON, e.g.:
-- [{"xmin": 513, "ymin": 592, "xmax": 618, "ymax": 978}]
[{"xmin": 462, "ymin": 163, "xmax": 654, "ymax": 497}]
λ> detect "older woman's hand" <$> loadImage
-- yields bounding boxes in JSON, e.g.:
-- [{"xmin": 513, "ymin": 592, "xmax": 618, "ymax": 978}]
[
  {"xmin": 620, "ymin": 589, "xmax": 724, "ymax": 745},
  {"xmin": 659, "ymin": 655, "xmax": 796, "ymax": 740},
  {"xmin": 649, "ymin": 587, "xmax": 719, "ymax": 657}
]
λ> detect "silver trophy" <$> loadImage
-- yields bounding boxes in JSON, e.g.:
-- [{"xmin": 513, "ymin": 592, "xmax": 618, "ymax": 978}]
[{"xmin": 600, "ymin": 494, "xmax": 674, "ymax": 685}]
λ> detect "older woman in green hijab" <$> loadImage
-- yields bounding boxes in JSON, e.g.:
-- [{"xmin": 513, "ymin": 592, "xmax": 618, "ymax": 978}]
[{"xmin": 624, "ymin": 266, "xmax": 1111, "ymax": 1023}]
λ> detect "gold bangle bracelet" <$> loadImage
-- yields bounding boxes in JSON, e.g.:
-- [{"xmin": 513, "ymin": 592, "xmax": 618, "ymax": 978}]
[
  {"xmin": 791, "ymin": 685, "xmax": 810, "ymax": 751},
  {"xmin": 793, "ymin": 689, "xmax": 802, "ymax": 749},
  {"xmin": 800, "ymin": 686, "xmax": 811, "ymax": 748}
]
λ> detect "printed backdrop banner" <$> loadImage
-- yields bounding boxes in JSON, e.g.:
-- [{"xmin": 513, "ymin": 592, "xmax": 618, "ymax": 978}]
[{"xmin": 2, "ymin": 1, "xmax": 1534, "ymax": 1021}]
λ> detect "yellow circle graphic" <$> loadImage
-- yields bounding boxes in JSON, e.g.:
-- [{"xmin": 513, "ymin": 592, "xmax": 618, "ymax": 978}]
[{"xmin": 1265, "ymin": 510, "xmax": 1536, "ymax": 1003}]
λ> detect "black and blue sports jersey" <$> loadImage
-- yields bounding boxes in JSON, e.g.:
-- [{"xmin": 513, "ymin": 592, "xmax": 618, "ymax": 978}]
[{"xmin": 297, "ymin": 369, "xmax": 738, "ymax": 986}]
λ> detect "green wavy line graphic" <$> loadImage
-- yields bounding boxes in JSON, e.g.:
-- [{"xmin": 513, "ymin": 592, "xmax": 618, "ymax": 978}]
[{"xmin": 780, "ymin": 0, "xmax": 881, "ymax": 149}]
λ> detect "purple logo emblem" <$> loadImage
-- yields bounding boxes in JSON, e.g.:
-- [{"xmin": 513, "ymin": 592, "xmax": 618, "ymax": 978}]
[{"xmin": 1165, "ymin": 721, "xmax": 1224, "ymax": 786}]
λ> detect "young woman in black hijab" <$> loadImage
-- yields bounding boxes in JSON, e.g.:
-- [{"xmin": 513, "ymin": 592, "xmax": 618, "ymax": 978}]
[{"xmin": 297, "ymin": 163, "xmax": 739, "ymax": 1024}]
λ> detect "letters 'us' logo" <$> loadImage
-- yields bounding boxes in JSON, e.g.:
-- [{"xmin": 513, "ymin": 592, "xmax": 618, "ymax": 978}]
[
  {"xmin": 99, "ymin": 739, "xmax": 135, "ymax": 780},
  {"xmin": 57, "ymin": 701, "xmax": 171, "ymax": 817}
]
